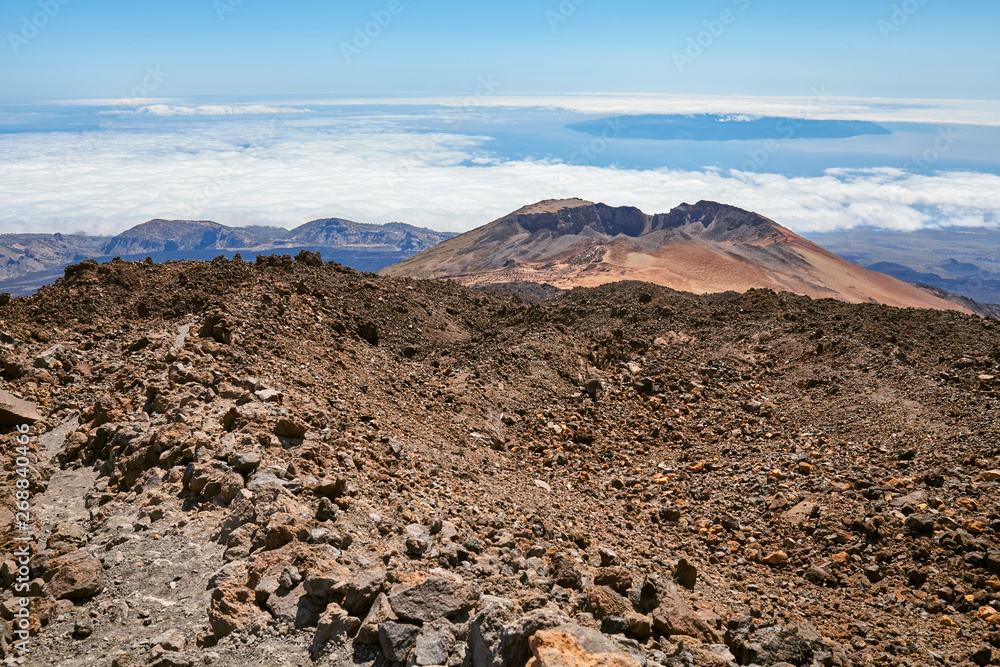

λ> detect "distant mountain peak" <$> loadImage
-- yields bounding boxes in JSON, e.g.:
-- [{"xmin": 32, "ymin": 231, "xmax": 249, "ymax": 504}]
[
  {"xmin": 102, "ymin": 219, "xmax": 258, "ymax": 255},
  {"xmin": 0, "ymin": 215, "xmax": 457, "ymax": 294},
  {"xmin": 381, "ymin": 198, "xmax": 972, "ymax": 315},
  {"xmin": 487, "ymin": 198, "xmax": 779, "ymax": 242},
  {"xmin": 668, "ymin": 200, "xmax": 772, "ymax": 226},
  {"xmin": 514, "ymin": 198, "xmax": 594, "ymax": 215},
  {"xmin": 138, "ymin": 218, "xmax": 219, "ymax": 226},
  {"xmin": 287, "ymin": 217, "xmax": 455, "ymax": 252}
]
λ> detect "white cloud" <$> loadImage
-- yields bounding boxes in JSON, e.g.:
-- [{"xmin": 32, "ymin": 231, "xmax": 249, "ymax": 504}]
[
  {"xmin": 284, "ymin": 93, "xmax": 1000, "ymax": 127},
  {"xmin": 100, "ymin": 104, "xmax": 311, "ymax": 116},
  {"xmin": 42, "ymin": 93, "xmax": 1000, "ymax": 126},
  {"xmin": 0, "ymin": 111, "xmax": 998, "ymax": 237}
]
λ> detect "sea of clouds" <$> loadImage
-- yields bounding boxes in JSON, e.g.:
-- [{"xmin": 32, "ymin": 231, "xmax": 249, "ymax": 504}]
[
  {"xmin": 277, "ymin": 93, "xmax": 1000, "ymax": 128},
  {"xmin": 99, "ymin": 104, "xmax": 312, "ymax": 117},
  {"xmin": 1, "ymin": 94, "xmax": 999, "ymax": 236}
]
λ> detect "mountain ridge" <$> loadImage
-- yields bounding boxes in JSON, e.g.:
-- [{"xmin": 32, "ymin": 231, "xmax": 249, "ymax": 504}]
[
  {"xmin": 0, "ymin": 216, "xmax": 455, "ymax": 286},
  {"xmin": 381, "ymin": 198, "xmax": 986, "ymax": 316},
  {"xmin": 101, "ymin": 219, "xmax": 261, "ymax": 255},
  {"xmin": 287, "ymin": 217, "xmax": 456, "ymax": 251}
]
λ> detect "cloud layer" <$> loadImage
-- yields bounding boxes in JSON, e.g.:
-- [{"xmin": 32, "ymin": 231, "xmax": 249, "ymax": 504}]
[
  {"xmin": 288, "ymin": 93, "xmax": 1000, "ymax": 128},
  {"xmin": 1, "ymin": 109, "xmax": 998, "ymax": 237},
  {"xmin": 100, "ymin": 105, "xmax": 312, "ymax": 117},
  {"xmin": 51, "ymin": 94, "xmax": 1000, "ymax": 126}
]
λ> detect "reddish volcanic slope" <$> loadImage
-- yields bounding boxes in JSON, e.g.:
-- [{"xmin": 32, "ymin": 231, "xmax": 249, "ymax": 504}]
[{"xmin": 381, "ymin": 199, "xmax": 974, "ymax": 314}]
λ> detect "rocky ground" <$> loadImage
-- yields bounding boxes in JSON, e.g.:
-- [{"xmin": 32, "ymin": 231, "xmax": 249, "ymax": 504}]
[{"xmin": 0, "ymin": 251, "xmax": 998, "ymax": 667}]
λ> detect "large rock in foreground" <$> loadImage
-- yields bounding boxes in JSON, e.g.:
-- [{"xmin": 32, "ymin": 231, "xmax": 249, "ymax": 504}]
[
  {"xmin": 209, "ymin": 582, "xmax": 271, "ymax": 638},
  {"xmin": 527, "ymin": 630, "xmax": 641, "ymax": 667},
  {"xmin": 388, "ymin": 576, "xmax": 481, "ymax": 623},
  {"xmin": 0, "ymin": 389, "xmax": 41, "ymax": 426},
  {"xmin": 43, "ymin": 550, "xmax": 105, "ymax": 601}
]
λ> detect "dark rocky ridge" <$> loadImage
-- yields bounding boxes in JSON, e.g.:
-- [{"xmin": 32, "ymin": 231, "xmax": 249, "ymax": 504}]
[
  {"xmin": 914, "ymin": 284, "xmax": 1000, "ymax": 319},
  {"xmin": 102, "ymin": 220, "xmax": 261, "ymax": 256},
  {"xmin": 493, "ymin": 200, "xmax": 775, "ymax": 240},
  {"xmin": 287, "ymin": 218, "xmax": 456, "ymax": 252},
  {"xmin": 0, "ymin": 234, "xmax": 110, "ymax": 282},
  {"xmin": 0, "ymin": 217, "xmax": 455, "ymax": 292}
]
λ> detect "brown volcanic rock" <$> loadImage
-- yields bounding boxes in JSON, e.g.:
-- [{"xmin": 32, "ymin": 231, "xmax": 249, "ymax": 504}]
[
  {"xmin": 387, "ymin": 576, "xmax": 481, "ymax": 623},
  {"xmin": 381, "ymin": 198, "xmax": 972, "ymax": 314},
  {"xmin": 3, "ymin": 253, "xmax": 1000, "ymax": 666},
  {"xmin": 649, "ymin": 586, "xmax": 721, "ymax": 643},
  {"xmin": 581, "ymin": 586, "xmax": 629, "ymax": 621},
  {"xmin": 43, "ymin": 550, "xmax": 105, "ymax": 601},
  {"xmin": 526, "ymin": 630, "xmax": 641, "ymax": 667},
  {"xmin": 0, "ymin": 389, "xmax": 41, "ymax": 425},
  {"xmin": 209, "ymin": 582, "xmax": 271, "ymax": 638}
]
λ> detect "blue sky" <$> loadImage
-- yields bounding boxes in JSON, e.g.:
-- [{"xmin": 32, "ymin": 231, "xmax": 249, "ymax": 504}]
[
  {"xmin": 1, "ymin": 0, "xmax": 998, "ymax": 100},
  {"xmin": 1, "ymin": 0, "xmax": 998, "ymax": 237}
]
